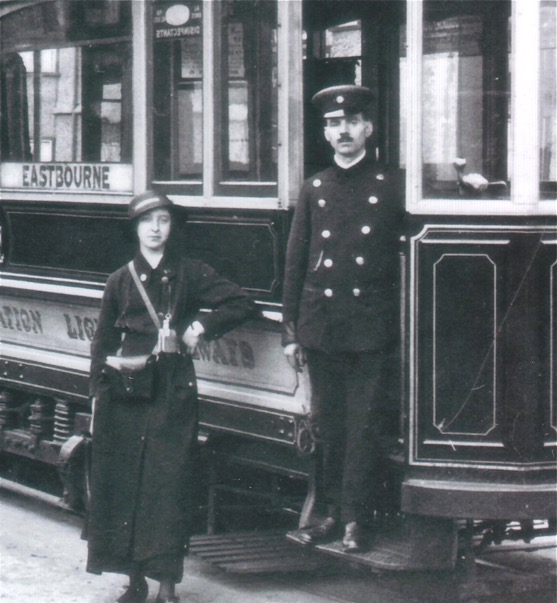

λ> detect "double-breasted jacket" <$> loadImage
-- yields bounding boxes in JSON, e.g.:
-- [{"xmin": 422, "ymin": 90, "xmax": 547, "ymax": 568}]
[{"xmin": 282, "ymin": 156, "xmax": 403, "ymax": 353}]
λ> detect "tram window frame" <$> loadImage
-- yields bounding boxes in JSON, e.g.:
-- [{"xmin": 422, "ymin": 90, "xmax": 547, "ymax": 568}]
[
  {"xmin": 152, "ymin": 10, "xmax": 203, "ymax": 193},
  {"xmin": 404, "ymin": 0, "xmax": 556, "ymax": 216},
  {"xmin": 0, "ymin": 0, "xmax": 134, "ymax": 199},
  {"xmin": 150, "ymin": 0, "xmax": 302, "ymax": 209}
]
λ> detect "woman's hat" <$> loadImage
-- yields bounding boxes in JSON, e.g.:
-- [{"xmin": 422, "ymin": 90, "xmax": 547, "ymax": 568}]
[
  {"xmin": 312, "ymin": 85, "xmax": 374, "ymax": 119},
  {"xmin": 128, "ymin": 190, "xmax": 173, "ymax": 219}
]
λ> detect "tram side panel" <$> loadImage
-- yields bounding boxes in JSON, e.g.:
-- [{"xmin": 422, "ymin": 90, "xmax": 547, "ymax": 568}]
[
  {"xmin": 402, "ymin": 223, "xmax": 557, "ymax": 521},
  {"xmin": 0, "ymin": 201, "xmax": 311, "ymax": 509}
]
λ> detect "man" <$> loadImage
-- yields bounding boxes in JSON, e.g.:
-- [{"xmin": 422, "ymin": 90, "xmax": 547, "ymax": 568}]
[{"xmin": 282, "ymin": 85, "xmax": 402, "ymax": 552}]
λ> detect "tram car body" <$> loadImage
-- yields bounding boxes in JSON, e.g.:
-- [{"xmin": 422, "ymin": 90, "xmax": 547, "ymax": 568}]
[{"xmin": 0, "ymin": 0, "xmax": 555, "ymax": 569}]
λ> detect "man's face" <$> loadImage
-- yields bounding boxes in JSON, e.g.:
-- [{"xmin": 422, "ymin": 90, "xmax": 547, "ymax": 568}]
[{"xmin": 323, "ymin": 112, "xmax": 373, "ymax": 159}]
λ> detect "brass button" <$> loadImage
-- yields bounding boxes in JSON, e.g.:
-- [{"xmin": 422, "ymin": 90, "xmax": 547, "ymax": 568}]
[
  {"xmin": 368, "ymin": 196, "xmax": 378, "ymax": 204},
  {"xmin": 355, "ymin": 256, "xmax": 365, "ymax": 265},
  {"xmin": 324, "ymin": 259, "xmax": 333, "ymax": 268},
  {"xmin": 361, "ymin": 225, "xmax": 371, "ymax": 235},
  {"xmin": 353, "ymin": 288, "xmax": 361, "ymax": 297},
  {"xmin": 313, "ymin": 179, "xmax": 322, "ymax": 187},
  {"xmin": 318, "ymin": 199, "xmax": 326, "ymax": 208},
  {"xmin": 324, "ymin": 288, "xmax": 333, "ymax": 297},
  {"xmin": 321, "ymin": 230, "xmax": 331, "ymax": 239}
]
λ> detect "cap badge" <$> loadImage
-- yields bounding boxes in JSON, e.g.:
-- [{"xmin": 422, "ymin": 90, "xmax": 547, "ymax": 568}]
[{"xmin": 336, "ymin": 95, "xmax": 344, "ymax": 104}]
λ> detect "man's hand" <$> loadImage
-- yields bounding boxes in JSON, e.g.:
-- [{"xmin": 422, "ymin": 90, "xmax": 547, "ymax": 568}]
[
  {"xmin": 284, "ymin": 343, "xmax": 306, "ymax": 372},
  {"xmin": 89, "ymin": 396, "xmax": 96, "ymax": 435},
  {"xmin": 182, "ymin": 321, "xmax": 205, "ymax": 354}
]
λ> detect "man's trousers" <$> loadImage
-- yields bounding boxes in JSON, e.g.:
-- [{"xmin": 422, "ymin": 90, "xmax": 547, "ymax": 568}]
[{"xmin": 306, "ymin": 348, "xmax": 398, "ymax": 524}]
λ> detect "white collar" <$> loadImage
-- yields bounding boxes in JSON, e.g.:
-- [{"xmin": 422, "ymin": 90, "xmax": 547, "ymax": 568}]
[{"xmin": 334, "ymin": 150, "xmax": 367, "ymax": 170}]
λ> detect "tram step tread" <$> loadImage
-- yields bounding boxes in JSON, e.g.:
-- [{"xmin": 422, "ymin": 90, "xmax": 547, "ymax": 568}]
[
  {"xmin": 196, "ymin": 550, "xmax": 304, "ymax": 564},
  {"xmin": 190, "ymin": 530, "xmax": 323, "ymax": 573},
  {"xmin": 218, "ymin": 557, "xmax": 323, "ymax": 574},
  {"xmin": 192, "ymin": 530, "xmax": 286, "ymax": 545},
  {"xmin": 192, "ymin": 542, "xmax": 293, "ymax": 556}
]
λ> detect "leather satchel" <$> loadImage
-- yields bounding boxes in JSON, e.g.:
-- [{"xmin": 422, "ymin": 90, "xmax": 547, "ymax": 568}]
[{"xmin": 102, "ymin": 355, "xmax": 157, "ymax": 402}]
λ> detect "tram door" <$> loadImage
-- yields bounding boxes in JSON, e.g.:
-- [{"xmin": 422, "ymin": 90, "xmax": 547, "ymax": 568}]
[{"xmin": 302, "ymin": 1, "xmax": 404, "ymax": 177}]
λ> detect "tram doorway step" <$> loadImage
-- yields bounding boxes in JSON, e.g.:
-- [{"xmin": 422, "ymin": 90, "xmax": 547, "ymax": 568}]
[{"xmin": 287, "ymin": 515, "xmax": 458, "ymax": 572}]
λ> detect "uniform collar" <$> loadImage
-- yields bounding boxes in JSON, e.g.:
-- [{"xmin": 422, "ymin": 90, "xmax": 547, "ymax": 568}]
[
  {"xmin": 133, "ymin": 250, "xmax": 178, "ymax": 284},
  {"xmin": 333, "ymin": 152, "xmax": 374, "ymax": 177},
  {"xmin": 333, "ymin": 149, "xmax": 367, "ymax": 170}
]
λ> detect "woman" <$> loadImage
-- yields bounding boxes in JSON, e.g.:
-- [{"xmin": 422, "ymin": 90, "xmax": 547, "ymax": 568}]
[{"xmin": 86, "ymin": 191, "xmax": 257, "ymax": 603}]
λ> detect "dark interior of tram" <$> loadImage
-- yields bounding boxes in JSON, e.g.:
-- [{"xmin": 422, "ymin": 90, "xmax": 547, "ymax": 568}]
[{"xmin": 302, "ymin": 1, "xmax": 404, "ymax": 176}]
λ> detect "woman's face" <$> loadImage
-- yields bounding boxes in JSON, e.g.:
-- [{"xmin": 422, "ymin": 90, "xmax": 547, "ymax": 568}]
[{"xmin": 136, "ymin": 208, "xmax": 172, "ymax": 253}]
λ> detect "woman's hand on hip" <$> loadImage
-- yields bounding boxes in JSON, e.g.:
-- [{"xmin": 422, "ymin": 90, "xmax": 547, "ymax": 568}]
[{"xmin": 182, "ymin": 321, "xmax": 206, "ymax": 354}]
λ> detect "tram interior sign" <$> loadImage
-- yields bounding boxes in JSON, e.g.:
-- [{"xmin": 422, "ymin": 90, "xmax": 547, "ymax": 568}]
[{"xmin": 154, "ymin": 2, "xmax": 202, "ymax": 40}]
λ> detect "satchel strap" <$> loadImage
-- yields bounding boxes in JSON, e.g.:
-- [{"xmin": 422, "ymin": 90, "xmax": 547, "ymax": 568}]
[{"xmin": 128, "ymin": 261, "xmax": 162, "ymax": 330}]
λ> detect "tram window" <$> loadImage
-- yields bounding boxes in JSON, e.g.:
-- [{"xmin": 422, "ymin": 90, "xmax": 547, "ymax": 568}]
[
  {"xmin": 153, "ymin": 2, "xmax": 203, "ymax": 183},
  {"xmin": 540, "ymin": 1, "xmax": 556, "ymax": 193},
  {"xmin": 216, "ymin": 0, "xmax": 278, "ymax": 189},
  {"xmin": 403, "ymin": 1, "xmax": 512, "ymax": 199},
  {"xmin": 0, "ymin": 1, "xmax": 132, "ymax": 165}
]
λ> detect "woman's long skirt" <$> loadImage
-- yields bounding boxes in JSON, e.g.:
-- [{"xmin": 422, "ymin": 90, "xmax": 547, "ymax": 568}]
[{"xmin": 86, "ymin": 355, "xmax": 198, "ymax": 583}]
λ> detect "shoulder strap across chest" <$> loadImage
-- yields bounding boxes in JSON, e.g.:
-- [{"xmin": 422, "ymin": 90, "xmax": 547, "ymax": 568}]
[{"xmin": 127, "ymin": 261, "xmax": 162, "ymax": 330}]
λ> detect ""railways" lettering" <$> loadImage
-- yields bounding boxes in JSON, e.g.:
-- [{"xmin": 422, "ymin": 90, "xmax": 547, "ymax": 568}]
[{"xmin": 195, "ymin": 337, "xmax": 255, "ymax": 369}]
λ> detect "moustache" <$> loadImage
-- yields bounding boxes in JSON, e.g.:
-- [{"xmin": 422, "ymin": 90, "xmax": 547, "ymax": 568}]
[{"xmin": 338, "ymin": 136, "xmax": 353, "ymax": 142}]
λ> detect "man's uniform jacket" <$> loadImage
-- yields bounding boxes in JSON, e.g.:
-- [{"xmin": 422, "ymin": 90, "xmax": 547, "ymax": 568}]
[{"xmin": 282, "ymin": 155, "xmax": 403, "ymax": 353}]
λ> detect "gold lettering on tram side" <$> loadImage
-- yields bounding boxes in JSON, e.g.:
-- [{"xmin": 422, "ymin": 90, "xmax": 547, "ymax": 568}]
[
  {"xmin": 194, "ymin": 337, "xmax": 256, "ymax": 369},
  {"xmin": 0, "ymin": 306, "xmax": 43, "ymax": 334}
]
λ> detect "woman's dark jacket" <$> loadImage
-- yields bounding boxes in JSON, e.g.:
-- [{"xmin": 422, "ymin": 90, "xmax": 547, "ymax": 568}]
[{"xmin": 86, "ymin": 250, "xmax": 256, "ymax": 580}]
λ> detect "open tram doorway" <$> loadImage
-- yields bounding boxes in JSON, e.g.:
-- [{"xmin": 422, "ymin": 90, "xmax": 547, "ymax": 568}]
[{"xmin": 302, "ymin": 0, "xmax": 405, "ymax": 177}]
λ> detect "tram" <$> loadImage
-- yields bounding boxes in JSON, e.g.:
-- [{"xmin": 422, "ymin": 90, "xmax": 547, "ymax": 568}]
[{"xmin": 0, "ymin": 0, "xmax": 555, "ymax": 571}]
